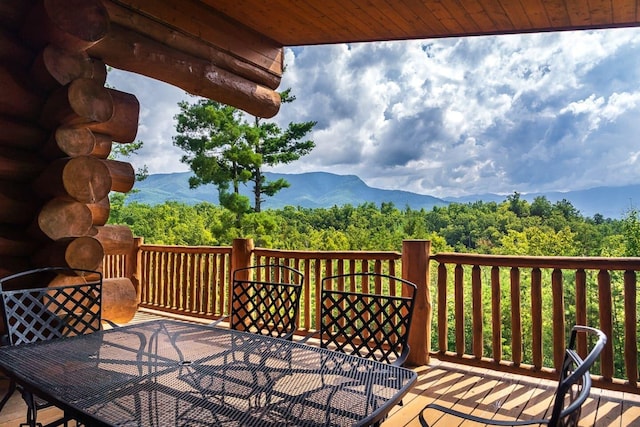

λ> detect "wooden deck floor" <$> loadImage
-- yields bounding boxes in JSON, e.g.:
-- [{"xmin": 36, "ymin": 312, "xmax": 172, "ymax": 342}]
[{"xmin": 1, "ymin": 309, "xmax": 639, "ymax": 426}]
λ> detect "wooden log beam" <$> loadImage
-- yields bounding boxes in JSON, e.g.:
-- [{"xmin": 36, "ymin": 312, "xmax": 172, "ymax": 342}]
[
  {"xmin": 0, "ymin": 180, "xmax": 40, "ymax": 225},
  {"xmin": 105, "ymin": 0, "xmax": 282, "ymax": 76},
  {"xmin": 102, "ymin": 159, "xmax": 135, "ymax": 193},
  {"xmin": 30, "ymin": 44, "xmax": 107, "ymax": 92},
  {"xmin": 0, "ymin": 65, "xmax": 45, "ymax": 121},
  {"xmin": 47, "ymin": 270, "xmax": 102, "ymax": 287},
  {"xmin": 20, "ymin": 0, "xmax": 110, "ymax": 52},
  {"xmin": 0, "ymin": 115, "xmax": 48, "ymax": 151},
  {"xmin": 102, "ymin": 0, "xmax": 281, "ymax": 90},
  {"xmin": 87, "ymin": 88, "xmax": 139, "ymax": 143},
  {"xmin": 41, "ymin": 127, "xmax": 112, "ymax": 159},
  {"xmin": 0, "ymin": 146, "xmax": 47, "ymax": 182},
  {"xmin": 102, "ymin": 277, "xmax": 138, "ymax": 323},
  {"xmin": 87, "ymin": 197, "xmax": 110, "ymax": 226},
  {"xmin": 0, "ymin": 0, "xmax": 35, "ymax": 31},
  {"xmin": 0, "ymin": 226, "xmax": 39, "ymax": 256},
  {"xmin": 91, "ymin": 224, "xmax": 134, "ymax": 255},
  {"xmin": 88, "ymin": 24, "xmax": 281, "ymax": 118},
  {"xmin": 32, "ymin": 235, "xmax": 104, "ymax": 270},
  {"xmin": 0, "ymin": 28, "xmax": 35, "ymax": 70},
  {"xmin": 33, "ymin": 155, "xmax": 112, "ymax": 203},
  {"xmin": 34, "ymin": 197, "xmax": 94, "ymax": 240},
  {"xmin": 0, "ymin": 256, "xmax": 30, "ymax": 284},
  {"xmin": 39, "ymin": 77, "xmax": 114, "ymax": 130}
]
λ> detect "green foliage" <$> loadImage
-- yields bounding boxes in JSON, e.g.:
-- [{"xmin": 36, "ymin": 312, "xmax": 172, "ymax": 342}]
[
  {"xmin": 107, "ymin": 195, "xmax": 628, "ymax": 257},
  {"xmin": 172, "ymin": 94, "xmax": 316, "ymax": 222},
  {"xmin": 622, "ymin": 208, "xmax": 640, "ymax": 256}
]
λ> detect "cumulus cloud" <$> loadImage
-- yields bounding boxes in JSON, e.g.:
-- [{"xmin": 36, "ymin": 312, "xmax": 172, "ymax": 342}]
[{"xmin": 108, "ymin": 27, "xmax": 640, "ymax": 198}]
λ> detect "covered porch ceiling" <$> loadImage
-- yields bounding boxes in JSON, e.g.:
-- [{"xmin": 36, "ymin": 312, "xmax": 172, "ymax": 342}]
[
  {"xmin": 204, "ymin": 0, "xmax": 640, "ymax": 46},
  {"xmin": 97, "ymin": 0, "xmax": 640, "ymax": 117}
]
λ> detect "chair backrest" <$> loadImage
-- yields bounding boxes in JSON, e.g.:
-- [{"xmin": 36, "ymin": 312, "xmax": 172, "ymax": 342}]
[
  {"xmin": 319, "ymin": 272, "xmax": 417, "ymax": 366},
  {"xmin": 548, "ymin": 325, "xmax": 607, "ymax": 426},
  {"xmin": 0, "ymin": 267, "xmax": 104, "ymax": 346},
  {"xmin": 230, "ymin": 264, "xmax": 303, "ymax": 340}
]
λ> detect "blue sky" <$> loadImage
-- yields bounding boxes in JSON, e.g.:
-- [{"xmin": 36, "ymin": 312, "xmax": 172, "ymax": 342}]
[{"xmin": 106, "ymin": 27, "xmax": 640, "ymax": 198}]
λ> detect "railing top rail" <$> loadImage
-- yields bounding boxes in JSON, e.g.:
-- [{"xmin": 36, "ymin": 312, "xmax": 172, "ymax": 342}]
[
  {"xmin": 432, "ymin": 252, "xmax": 640, "ymax": 270},
  {"xmin": 254, "ymin": 248, "xmax": 401, "ymax": 261},
  {"xmin": 140, "ymin": 244, "xmax": 232, "ymax": 254}
]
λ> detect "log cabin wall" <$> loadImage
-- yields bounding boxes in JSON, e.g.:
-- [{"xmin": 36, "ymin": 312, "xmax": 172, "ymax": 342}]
[{"xmin": 0, "ymin": 0, "xmax": 138, "ymax": 323}]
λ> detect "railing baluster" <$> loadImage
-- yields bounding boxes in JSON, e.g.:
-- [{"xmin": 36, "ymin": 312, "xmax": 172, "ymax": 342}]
[
  {"xmin": 624, "ymin": 270, "xmax": 638, "ymax": 386},
  {"xmin": 314, "ymin": 258, "xmax": 322, "ymax": 331},
  {"xmin": 575, "ymin": 269, "xmax": 587, "ymax": 356},
  {"xmin": 303, "ymin": 260, "xmax": 311, "ymax": 330},
  {"xmin": 454, "ymin": 263, "xmax": 464, "ymax": 356},
  {"xmin": 598, "ymin": 269, "xmax": 614, "ymax": 381},
  {"xmin": 472, "ymin": 265, "xmax": 482, "ymax": 359},
  {"xmin": 510, "ymin": 267, "xmax": 522, "ymax": 365},
  {"xmin": 531, "ymin": 268, "xmax": 542, "ymax": 370},
  {"xmin": 491, "ymin": 266, "xmax": 501, "ymax": 363},
  {"xmin": 437, "ymin": 263, "xmax": 447, "ymax": 354},
  {"xmin": 551, "ymin": 268, "xmax": 565, "ymax": 372},
  {"xmin": 202, "ymin": 253, "xmax": 210, "ymax": 316}
]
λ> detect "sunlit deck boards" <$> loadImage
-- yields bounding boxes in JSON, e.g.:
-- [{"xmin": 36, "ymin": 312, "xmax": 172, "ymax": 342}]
[
  {"xmin": 1, "ymin": 309, "xmax": 639, "ymax": 426},
  {"xmin": 383, "ymin": 360, "xmax": 640, "ymax": 427}
]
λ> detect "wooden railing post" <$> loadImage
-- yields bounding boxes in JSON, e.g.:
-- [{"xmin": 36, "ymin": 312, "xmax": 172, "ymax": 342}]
[
  {"xmin": 230, "ymin": 238, "xmax": 254, "ymax": 328},
  {"xmin": 232, "ymin": 238, "xmax": 254, "ymax": 277},
  {"xmin": 402, "ymin": 239, "xmax": 431, "ymax": 366},
  {"xmin": 127, "ymin": 236, "xmax": 143, "ymax": 303}
]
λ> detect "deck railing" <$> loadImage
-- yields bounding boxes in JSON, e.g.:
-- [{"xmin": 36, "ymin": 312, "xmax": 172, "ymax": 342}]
[
  {"xmin": 104, "ymin": 238, "xmax": 640, "ymax": 394},
  {"xmin": 431, "ymin": 253, "xmax": 640, "ymax": 393}
]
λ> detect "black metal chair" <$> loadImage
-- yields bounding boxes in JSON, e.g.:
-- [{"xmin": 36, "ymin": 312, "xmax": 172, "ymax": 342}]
[
  {"xmin": 419, "ymin": 325, "xmax": 607, "ymax": 427},
  {"xmin": 305, "ymin": 272, "xmax": 417, "ymax": 366},
  {"xmin": 0, "ymin": 267, "xmax": 110, "ymax": 427},
  {"xmin": 210, "ymin": 264, "xmax": 303, "ymax": 340}
]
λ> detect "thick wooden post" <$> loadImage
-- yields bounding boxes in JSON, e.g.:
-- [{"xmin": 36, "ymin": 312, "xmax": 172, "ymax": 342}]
[
  {"xmin": 231, "ymin": 238, "xmax": 254, "ymax": 277},
  {"xmin": 402, "ymin": 240, "xmax": 431, "ymax": 366},
  {"xmin": 230, "ymin": 238, "xmax": 254, "ymax": 328},
  {"xmin": 128, "ymin": 236, "xmax": 143, "ymax": 303}
]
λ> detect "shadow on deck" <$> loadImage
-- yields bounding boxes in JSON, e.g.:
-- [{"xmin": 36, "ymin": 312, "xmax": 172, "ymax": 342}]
[{"xmin": 1, "ymin": 309, "xmax": 638, "ymax": 426}]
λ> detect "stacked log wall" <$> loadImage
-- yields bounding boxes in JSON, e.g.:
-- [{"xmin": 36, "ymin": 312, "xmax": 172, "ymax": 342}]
[{"xmin": 0, "ymin": 0, "xmax": 138, "ymax": 325}]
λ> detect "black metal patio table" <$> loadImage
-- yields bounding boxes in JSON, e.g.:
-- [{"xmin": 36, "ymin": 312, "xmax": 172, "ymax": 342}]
[{"xmin": 0, "ymin": 319, "xmax": 417, "ymax": 426}]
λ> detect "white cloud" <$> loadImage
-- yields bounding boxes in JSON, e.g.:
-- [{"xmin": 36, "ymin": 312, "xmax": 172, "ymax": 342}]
[{"xmin": 107, "ymin": 27, "xmax": 640, "ymax": 198}]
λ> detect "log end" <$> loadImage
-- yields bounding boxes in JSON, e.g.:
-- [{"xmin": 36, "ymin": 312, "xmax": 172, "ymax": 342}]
[
  {"xmin": 62, "ymin": 155, "xmax": 112, "ymax": 203},
  {"xmin": 102, "ymin": 277, "xmax": 138, "ymax": 323}
]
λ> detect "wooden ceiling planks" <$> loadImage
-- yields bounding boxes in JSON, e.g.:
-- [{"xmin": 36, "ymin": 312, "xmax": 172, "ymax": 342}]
[
  {"xmin": 521, "ymin": 0, "xmax": 553, "ymax": 29},
  {"xmin": 196, "ymin": 0, "xmax": 640, "ymax": 45}
]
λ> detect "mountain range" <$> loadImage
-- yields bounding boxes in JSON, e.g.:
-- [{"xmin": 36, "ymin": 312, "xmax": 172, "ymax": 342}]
[{"xmin": 126, "ymin": 171, "xmax": 640, "ymax": 219}]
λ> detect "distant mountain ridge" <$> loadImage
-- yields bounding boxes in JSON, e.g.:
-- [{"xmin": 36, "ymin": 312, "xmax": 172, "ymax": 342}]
[{"xmin": 126, "ymin": 171, "xmax": 640, "ymax": 219}]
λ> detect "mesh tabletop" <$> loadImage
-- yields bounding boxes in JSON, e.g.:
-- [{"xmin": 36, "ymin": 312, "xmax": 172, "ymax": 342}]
[{"xmin": 0, "ymin": 319, "xmax": 417, "ymax": 426}]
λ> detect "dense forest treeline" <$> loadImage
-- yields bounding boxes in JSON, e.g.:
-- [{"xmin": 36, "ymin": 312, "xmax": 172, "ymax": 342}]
[{"xmin": 109, "ymin": 192, "xmax": 640, "ymax": 257}]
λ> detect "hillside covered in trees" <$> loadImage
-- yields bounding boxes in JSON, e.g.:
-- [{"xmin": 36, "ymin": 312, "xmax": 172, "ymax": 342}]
[{"xmin": 109, "ymin": 192, "xmax": 640, "ymax": 257}]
